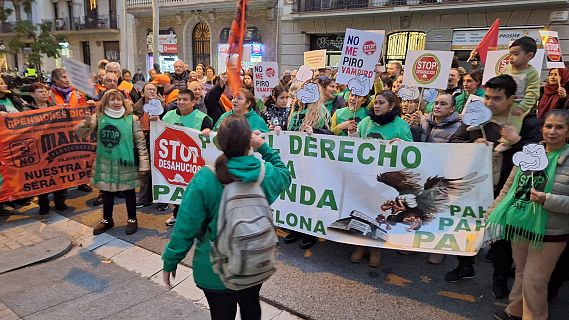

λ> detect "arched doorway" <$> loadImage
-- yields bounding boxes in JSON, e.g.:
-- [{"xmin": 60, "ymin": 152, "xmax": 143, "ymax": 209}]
[{"xmin": 192, "ymin": 22, "xmax": 211, "ymax": 67}]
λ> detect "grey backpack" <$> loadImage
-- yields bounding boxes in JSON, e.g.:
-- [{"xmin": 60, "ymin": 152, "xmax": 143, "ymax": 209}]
[{"xmin": 209, "ymin": 163, "xmax": 278, "ymax": 290}]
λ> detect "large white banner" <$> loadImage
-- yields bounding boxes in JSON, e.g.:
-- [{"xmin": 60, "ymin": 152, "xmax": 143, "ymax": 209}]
[
  {"xmin": 482, "ymin": 49, "xmax": 545, "ymax": 84},
  {"xmin": 336, "ymin": 29, "xmax": 385, "ymax": 88},
  {"xmin": 403, "ymin": 50, "xmax": 454, "ymax": 90},
  {"xmin": 150, "ymin": 121, "xmax": 494, "ymax": 256}
]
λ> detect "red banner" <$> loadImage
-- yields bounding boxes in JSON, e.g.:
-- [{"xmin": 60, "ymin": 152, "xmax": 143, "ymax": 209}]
[{"xmin": 0, "ymin": 105, "xmax": 96, "ymax": 202}]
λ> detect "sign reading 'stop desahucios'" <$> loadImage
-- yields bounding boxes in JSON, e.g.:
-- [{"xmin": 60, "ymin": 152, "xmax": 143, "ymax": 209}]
[
  {"xmin": 0, "ymin": 105, "xmax": 96, "ymax": 202},
  {"xmin": 151, "ymin": 120, "xmax": 494, "ymax": 256}
]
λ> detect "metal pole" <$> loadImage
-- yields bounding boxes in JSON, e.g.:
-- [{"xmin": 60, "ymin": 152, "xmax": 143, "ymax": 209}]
[{"xmin": 152, "ymin": 0, "xmax": 160, "ymax": 67}]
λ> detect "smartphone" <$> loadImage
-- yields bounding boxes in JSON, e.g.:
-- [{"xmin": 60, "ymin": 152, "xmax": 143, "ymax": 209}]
[{"xmin": 157, "ymin": 86, "xmax": 164, "ymax": 96}]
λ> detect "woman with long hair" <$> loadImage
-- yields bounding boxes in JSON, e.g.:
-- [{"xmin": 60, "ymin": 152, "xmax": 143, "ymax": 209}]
[
  {"xmin": 455, "ymin": 70, "xmax": 485, "ymax": 114},
  {"xmin": 209, "ymin": 88, "xmax": 268, "ymax": 133},
  {"xmin": 261, "ymin": 85, "xmax": 290, "ymax": 130},
  {"xmin": 162, "ymin": 115, "xmax": 291, "ymax": 320},
  {"xmin": 196, "ymin": 63, "xmax": 208, "ymax": 84},
  {"xmin": 538, "ymin": 68, "xmax": 569, "ymax": 119},
  {"xmin": 330, "ymin": 91, "xmax": 369, "ymax": 136}
]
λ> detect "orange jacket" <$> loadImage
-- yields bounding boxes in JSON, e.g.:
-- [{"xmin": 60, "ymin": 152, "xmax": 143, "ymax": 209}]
[{"xmin": 50, "ymin": 87, "xmax": 86, "ymax": 107}]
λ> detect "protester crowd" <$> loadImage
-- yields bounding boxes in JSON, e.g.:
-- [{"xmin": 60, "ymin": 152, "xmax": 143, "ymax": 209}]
[{"xmin": 1, "ymin": 35, "xmax": 569, "ymax": 320}]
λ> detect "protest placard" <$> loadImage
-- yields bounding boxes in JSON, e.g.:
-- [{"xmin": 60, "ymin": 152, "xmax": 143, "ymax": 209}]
[
  {"xmin": 0, "ymin": 105, "xmax": 96, "ymax": 202},
  {"xmin": 252, "ymin": 62, "xmax": 279, "ymax": 100},
  {"xmin": 304, "ymin": 50, "xmax": 327, "ymax": 69},
  {"xmin": 336, "ymin": 29, "xmax": 385, "ymax": 88},
  {"xmin": 482, "ymin": 49, "xmax": 545, "ymax": 84},
  {"xmin": 540, "ymin": 30, "xmax": 565, "ymax": 69},
  {"xmin": 151, "ymin": 121, "xmax": 493, "ymax": 256},
  {"xmin": 403, "ymin": 50, "xmax": 454, "ymax": 89},
  {"xmin": 62, "ymin": 57, "xmax": 96, "ymax": 97}
]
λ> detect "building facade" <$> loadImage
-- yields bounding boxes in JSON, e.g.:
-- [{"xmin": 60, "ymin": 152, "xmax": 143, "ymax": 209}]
[
  {"xmin": 125, "ymin": 0, "xmax": 278, "ymax": 75},
  {"xmin": 279, "ymin": 0, "xmax": 569, "ymax": 71},
  {"xmin": 0, "ymin": 0, "xmax": 124, "ymax": 73}
]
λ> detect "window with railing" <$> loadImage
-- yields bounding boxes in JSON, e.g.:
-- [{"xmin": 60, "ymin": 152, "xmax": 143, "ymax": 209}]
[
  {"xmin": 41, "ymin": 14, "xmax": 118, "ymax": 31},
  {"xmin": 292, "ymin": 0, "xmax": 521, "ymax": 12}
]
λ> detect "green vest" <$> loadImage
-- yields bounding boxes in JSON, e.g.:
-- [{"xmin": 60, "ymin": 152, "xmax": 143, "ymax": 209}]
[
  {"xmin": 358, "ymin": 116, "xmax": 413, "ymax": 141},
  {"xmin": 94, "ymin": 114, "xmax": 138, "ymax": 188},
  {"xmin": 25, "ymin": 67, "xmax": 37, "ymax": 77},
  {"xmin": 335, "ymin": 106, "xmax": 368, "ymax": 136},
  {"xmin": 214, "ymin": 109, "xmax": 269, "ymax": 133},
  {"xmin": 163, "ymin": 109, "xmax": 209, "ymax": 130}
]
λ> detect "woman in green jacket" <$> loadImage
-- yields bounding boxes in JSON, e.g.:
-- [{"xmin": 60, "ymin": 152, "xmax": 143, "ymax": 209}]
[
  {"xmin": 211, "ymin": 88, "xmax": 269, "ymax": 133},
  {"xmin": 454, "ymin": 70, "xmax": 484, "ymax": 114},
  {"xmin": 162, "ymin": 115, "xmax": 291, "ymax": 320},
  {"xmin": 331, "ymin": 92, "xmax": 369, "ymax": 136}
]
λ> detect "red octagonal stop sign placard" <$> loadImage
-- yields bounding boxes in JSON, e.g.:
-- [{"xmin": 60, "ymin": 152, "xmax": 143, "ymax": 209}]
[
  {"xmin": 413, "ymin": 54, "xmax": 440, "ymax": 85},
  {"xmin": 546, "ymin": 37, "xmax": 562, "ymax": 62},
  {"xmin": 153, "ymin": 127, "xmax": 205, "ymax": 186}
]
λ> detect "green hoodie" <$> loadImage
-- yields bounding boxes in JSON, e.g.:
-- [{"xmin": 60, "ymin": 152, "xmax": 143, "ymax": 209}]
[
  {"xmin": 162, "ymin": 143, "xmax": 292, "ymax": 290},
  {"xmin": 454, "ymin": 88, "xmax": 485, "ymax": 114},
  {"xmin": 213, "ymin": 109, "xmax": 269, "ymax": 133}
]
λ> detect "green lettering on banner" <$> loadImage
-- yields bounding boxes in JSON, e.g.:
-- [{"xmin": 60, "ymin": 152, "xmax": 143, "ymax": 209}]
[
  {"xmin": 198, "ymin": 134, "xmax": 210, "ymax": 149},
  {"xmin": 378, "ymin": 144, "xmax": 397, "ymax": 167},
  {"xmin": 317, "ymin": 189, "xmax": 338, "ymax": 211},
  {"xmin": 280, "ymin": 183, "xmax": 296, "ymax": 202},
  {"xmin": 300, "ymin": 185, "xmax": 316, "ymax": 205},
  {"xmin": 273, "ymin": 210, "xmax": 326, "ymax": 235},
  {"xmin": 338, "ymin": 140, "xmax": 355, "ymax": 163},
  {"xmin": 314, "ymin": 220, "xmax": 326, "ymax": 235},
  {"xmin": 433, "ymin": 234, "xmax": 460, "ymax": 251},
  {"xmin": 462, "ymin": 206, "xmax": 477, "ymax": 218},
  {"xmin": 438, "ymin": 217, "xmax": 453, "ymax": 231},
  {"xmin": 475, "ymin": 219, "xmax": 486, "ymax": 231},
  {"xmin": 401, "ymin": 146, "xmax": 421, "ymax": 169},
  {"xmin": 171, "ymin": 187, "xmax": 184, "ymax": 202},
  {"xmin": 449, "ymin": 205, "xmax": 461, "ymax": 216},
  {"xmin": 320, "ymin": 138, "xmax": 336, "ymax": 160},
  {"xmin": 154, "ymin": 185, "xmax": 169, "ymax": 199},
  {"xmin": 286, "ymin": 212, "xmax": 298, "ymax": 227},
  {"xmin": 454, "ymin": 219, "xmax": 472, "ymax": 232},
  {"xmin": 286, "ymin": 160, "xmax": 297, "ymax": 179},
  {"xmin": 304, "ymin": 136, "xmax": 318, "ymax": 157},
  {"xmin": 300, "ymin": 216, "xmax": 312, "ymax": 230},
  {"xmin": 413, "ymin": 231, "xmax": 434, "ymax": 247},
  {"xmin": 357, "ymin": 142, "xmax": 375, "ymax": 164},
  {"xmin": 290, "ymin": 135, "xmax": 302, "ymax": 155},
  {"xmin": 274, "ymin": 209, "xmax": 285, "ymax": 224}
]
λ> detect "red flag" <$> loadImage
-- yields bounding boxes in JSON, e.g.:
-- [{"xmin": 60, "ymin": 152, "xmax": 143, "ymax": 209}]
[
  {"xmin": 470, "ymin": 18, "xmax": 500, "ymax": 64},
  {"xmin": 226, "ymin": 0, "xmax": 248, "ymax": 96}
]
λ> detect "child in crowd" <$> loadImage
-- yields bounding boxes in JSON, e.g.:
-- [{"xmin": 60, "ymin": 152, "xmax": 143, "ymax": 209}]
[
  {"xmin": 496, "ymin": 36, "xmax": 541, "ymax": 151},
  {"xmin": 77, "ymin": 89, "xmax": 150, "ymax": 235},
  {"xmin": 262, "ymin": 85, "xmax": 290, "ymax": 130}
]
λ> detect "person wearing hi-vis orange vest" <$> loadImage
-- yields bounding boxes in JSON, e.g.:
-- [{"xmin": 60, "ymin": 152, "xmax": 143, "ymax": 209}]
[
  {"xmin": 105, "ymin": 62, "xmax": 140, "ymax": 103},
  {"xmin": 49, "ymin": 68, "xmax": 86, "ymax": 107}
]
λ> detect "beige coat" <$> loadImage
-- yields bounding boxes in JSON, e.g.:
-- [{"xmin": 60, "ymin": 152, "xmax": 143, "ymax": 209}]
[
  {"xmin": 76, "ymin": 113, "xmax": 150, "ymax": 192},
  {"xmin": 488, "ymin": 144, "xmax": 569, "ymax": 236}
]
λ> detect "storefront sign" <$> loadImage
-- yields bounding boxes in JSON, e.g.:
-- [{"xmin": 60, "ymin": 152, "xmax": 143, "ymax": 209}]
[
  {"xmin": 403, "ymin": 50, "xmax": 453, "ymax": 89},
  {"xmin": 452, "ymin": 28, "xmax": 543, "ymax": 51},
  {"xmin": 150, "ymin": 122, "xmax": 493, "ymax": 256},
  {"xmin": 540, "ymin": 30, "xmax": 565, "ymax": 68},
  {"xmin": 252, "ymin": 62, "xmax": 279, "ymax": 100},
  {"xmin": 0, "ymin": 105, "xmax": 96, "ymax": 202},
  {"xmin": 385, "ymin": 31, "xmax": 427, "ymax": 62},
  {"xmin": 304, "ymin": 50, "xmax": 327, "ymax": 69},
  {"xmin": 336, "ymin": 28, "xmax": 385, "ymax": 86},
  {"xmin": 147, "ymin": 30, "xmax": 177, "ymax": 54},
  {"xmin": 482, "ymin": 49, "xmax": 545, "ymax": 84},
  {"xmin": 310, "ymin": 34, "xmax": 345, "ymax": 52}
]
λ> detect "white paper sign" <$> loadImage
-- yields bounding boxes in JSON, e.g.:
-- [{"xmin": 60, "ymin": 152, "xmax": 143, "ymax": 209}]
[
  {"xmin": 482, "ymin": 49, "xmax": 545, "ymax": 84},
  {"xmin": 295, "ymin": 65, "xmax": 314, "ymax": 83},
  {"xmin": 462, "ymin": 100, "xmax": 492, "ymax": 126},
  {"xmin": 513, "ymin": 144, "xmax": 548, "ymax": 172},
  {"xmin": 252, "ymin": 62, "xmax": 279, "ymax": 100},
  {"xmin": 143, "ymin": 99, "xmax": 164, "ymax": 116},
  {"xmin": 62, "ymin": 57, "xmax": 95, "ymax": 97},
  {"xmin": 403, "ymin": 50, "xmax": 454, "ymax": 90},
  {"xmin": 336, "ymin": 28, "xmax": 385, "ymax": 86},
  {"xmin": 540, "ymin": 30, "xmax": 565, "ymax": 69},
  {"xmin": 398, "ymin": 85, "xmax": 421, "ymax": 101}
]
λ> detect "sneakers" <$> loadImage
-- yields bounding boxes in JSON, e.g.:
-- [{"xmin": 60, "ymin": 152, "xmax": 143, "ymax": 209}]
[
  {"xmin": 427, "ymin": 253, "xmax": 446, "ymax": 265},
  {"xmin": 492, "ymin": 278, "xmax": 510, "ymax": 299},
  {"xmin": 283, "ymin": 231, "xmax": 302, "ymax": 244},
  {"xmin": 165, "ymin": 215, "xmax": 176, "ymax": 226},
  {"xmin": 92, "ymin": 194, "xmax": 104, "ymax": 206},
  {"xmin": 126, "ymin": 219, "xmax": 138, "ymax": 235},
  {"xmin": 77, "ymin": 184, "xmax": 93, "ymax": 192},
  {"xmin": 93, "ymin": 219, "xmax": 114, "ymax": 235},
  {"xmin": 493, "ymin": 310, "xmax": 521, "ymax": 320},
  {"xmin": 156, "ymin": 203, "xmax": 169, "ymax": 211},
  {"xmin": 350, "ymin": 246, "xmax": 366, "ymax": 263},
  {"xmin": 300, "ymin": 235, "xmax": 316, "ymax": 250},
  {"xmin": 136, "ymin": 201, "xmax": 153, "ymax": 208},
  {"xmin": 444, "ymin": 265, "xmax": 476, "ymax": 283}
]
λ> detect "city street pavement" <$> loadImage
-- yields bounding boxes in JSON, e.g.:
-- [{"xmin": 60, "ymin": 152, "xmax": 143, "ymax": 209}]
[{"xmin": 5, "ymin": 188, "xmax": 569, "ymax": 320}]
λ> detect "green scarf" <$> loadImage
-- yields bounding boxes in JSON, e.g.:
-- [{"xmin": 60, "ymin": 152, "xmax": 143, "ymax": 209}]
[
  {"xmin": 485, "ymin": 146, "xmax": 567, "ymax": 248},
  {"xmin": 94, "ymin": 114, "xmax": 138, "ymax": 187}
]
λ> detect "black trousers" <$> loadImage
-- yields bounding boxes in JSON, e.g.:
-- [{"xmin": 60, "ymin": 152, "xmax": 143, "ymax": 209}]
[
  {"xmin": 103, "ymin": 189, "xmax": 136, "ymax": 221},
  {"xmin": 37, "ymin": 190, "xmax": 66, "ymax": 209},
  {"xmin": 202, "ymin": 284, "xmax": 262, "ymax": 320},
  {"xmin": 137, "ymin": 173, "xmax": 153, "ymax": 204},
  {"xmin": 173, "ymin": 204, "xmax": 179, "ymax": 218},
  {"xmin": 457, "ymin": 240, "xmax": 512, "ymax": 280}
]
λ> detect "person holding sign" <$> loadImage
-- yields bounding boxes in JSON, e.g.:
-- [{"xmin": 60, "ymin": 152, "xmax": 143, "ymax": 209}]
[
  {"xmin": 209, "ymin": 88, "xmax": 268, "ymax": 133},
  {"xmin": 487, "ymin": 110, "xmax": 569, "ymax": 320},
  {"xmin": 537, "ymin": 68, "xmax": 569, "ymax": 119},
  {"xmin": 351, "ymin": 90, "xmax": 413, "ymax": 141},
  {"xmin": 319, "ymin": 78, "xmax": 345, "ymax": 117},
  {"xmin": 331, "ymin": 86, "xmax": 369, "ymax": 136},
  {"xmin": 49, "ymin": 68, "xmax": 87, "ymax": 108},
  {"xmin": 76, "ymin": 89, "xmax": 150, "ymax": 236},
  {"xmin": 455, "ymin": 70, "xmax": 485, "ymax": 114}
]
